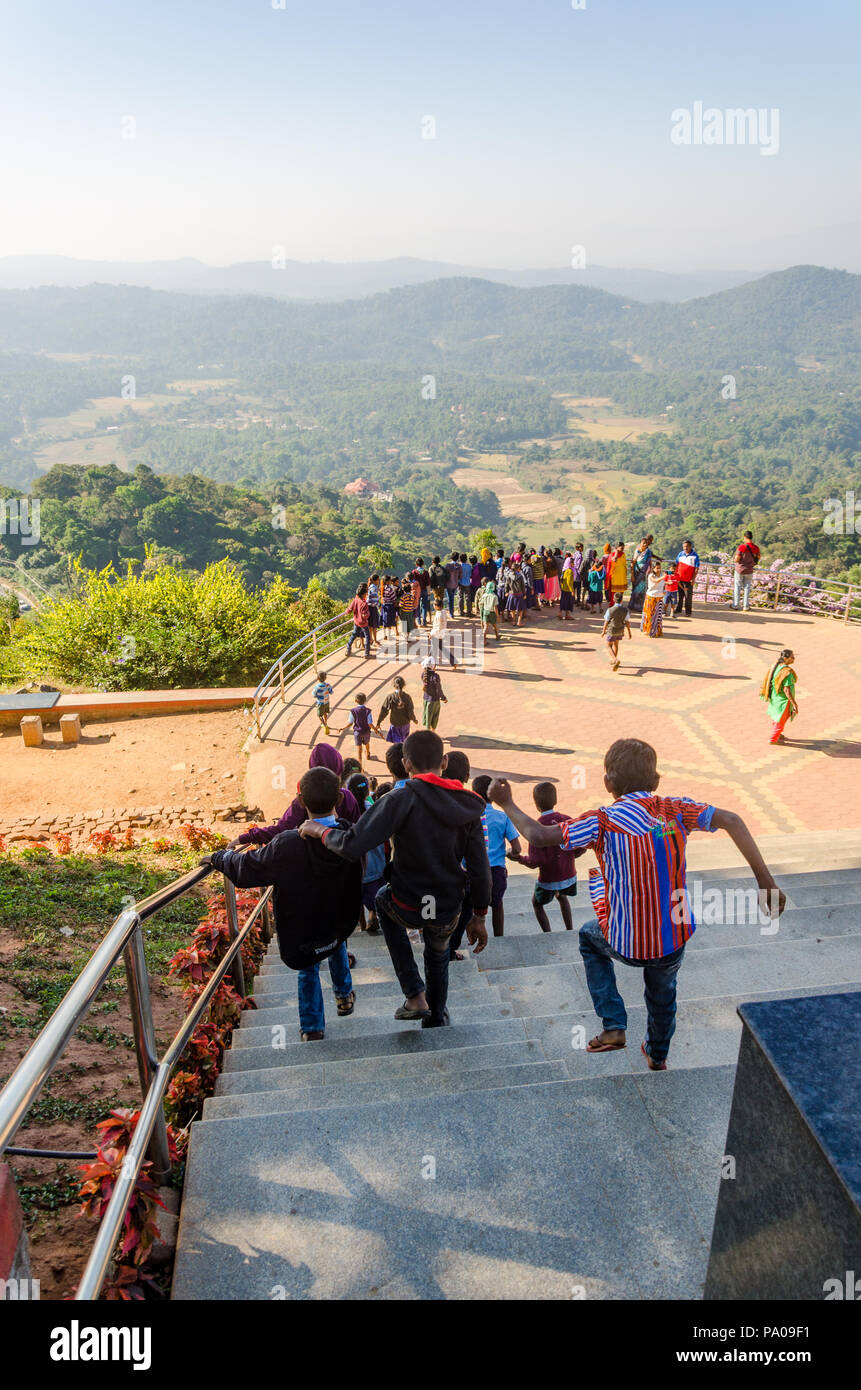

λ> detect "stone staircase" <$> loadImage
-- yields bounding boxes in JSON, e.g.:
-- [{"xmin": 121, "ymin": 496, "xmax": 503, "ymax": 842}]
[{"xmin": 172, "ymin": 846, "xmax": 861, "ymax": 1300}]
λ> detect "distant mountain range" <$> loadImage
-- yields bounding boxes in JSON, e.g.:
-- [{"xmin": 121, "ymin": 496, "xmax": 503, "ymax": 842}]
[
  {"xmin": 0, "ymin": 254, "xmax": 768, "ymax": 304},
  {"xmin": 1, "ymin": 266, "xmax": 858, "ymax": 376}
]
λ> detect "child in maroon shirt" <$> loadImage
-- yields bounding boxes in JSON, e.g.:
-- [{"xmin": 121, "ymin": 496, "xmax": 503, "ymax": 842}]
[{"xmin": 508, "ymin": 782, "xmax": 584, "ymax": 931}]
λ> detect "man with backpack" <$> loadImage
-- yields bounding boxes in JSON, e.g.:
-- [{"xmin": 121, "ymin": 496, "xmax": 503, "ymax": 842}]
[
  {"xmin": 732, "ymin": 531, "xmax": 760, "ymax": 611},
  {"xmin": 206, "ymin": 767, "xmax": 362, "ymax": 1041}
]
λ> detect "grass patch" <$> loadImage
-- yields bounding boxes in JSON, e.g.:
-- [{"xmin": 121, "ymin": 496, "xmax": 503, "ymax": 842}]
[{"xmin": 0, "ymin": 846, "xmax": 210, "ymax": 1024}]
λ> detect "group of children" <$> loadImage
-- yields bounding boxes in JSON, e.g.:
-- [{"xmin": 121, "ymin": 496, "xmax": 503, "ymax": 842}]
[
  {"xmin": 313, "ymin": 668, "xmax": 448, "ymax": 756},
  {"xmin": 208, "ymin": 734, "xmax": 785, "ymax": 1071}
]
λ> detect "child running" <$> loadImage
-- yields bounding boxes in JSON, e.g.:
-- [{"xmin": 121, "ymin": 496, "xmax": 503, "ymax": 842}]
[
  {"xmin": 312, "ymin": 670, "xmax": 333, "ymax": 735},
  {"xmin": 602, "ymin": 593, "xmax": 631, "ymax": 670},
  {"xmin": 488, "ymin": 738, "xmax": 785, "ymax": 1070},
  {"xmin": 341, "ymin": 693, "xmax": 377, "ymax": 767},
  {"xmin": 508, "ymin": 781, "xmax": 581, "ymax": 931}
]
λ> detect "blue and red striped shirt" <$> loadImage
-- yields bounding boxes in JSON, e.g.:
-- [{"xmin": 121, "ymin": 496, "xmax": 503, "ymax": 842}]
[{"xmin": 560, "ymin": 791, "xmax": 716, "ymax": 959}]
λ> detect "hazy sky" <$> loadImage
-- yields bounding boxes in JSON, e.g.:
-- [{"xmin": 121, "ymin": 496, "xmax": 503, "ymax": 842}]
[{"xmin": 1, "ymin": 0, "xmax": 859, "ymax": 270}]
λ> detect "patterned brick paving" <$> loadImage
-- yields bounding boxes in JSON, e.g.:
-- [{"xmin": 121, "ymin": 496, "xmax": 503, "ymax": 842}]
[{"xmin": 246, "ymin": 603, "xmax": 861, "ymax": 839}]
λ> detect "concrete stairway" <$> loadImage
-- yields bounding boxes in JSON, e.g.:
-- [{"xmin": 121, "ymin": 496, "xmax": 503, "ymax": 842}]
[{"xmin": 172, "ymin": 854, "xmax": 861, "ymax": 1300}]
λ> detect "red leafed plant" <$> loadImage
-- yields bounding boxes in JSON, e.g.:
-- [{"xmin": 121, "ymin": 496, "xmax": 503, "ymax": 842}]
[
  {"xmin": 121, "ymin": 827, "xmax": 137, "ymax": 849},
  {"xmin": 53, "ymin": 832, "xmax": 72, "ymax": 856},
  {"xmin": 77, "ymin": 1108, "xmax": 181, "ymax": 1296},
  {"xmin": 179, "ymin": 823, "xmax": 220, "ymax": 851},
  {"xmin": 89, "ymin": 830, "xmax": 119, "ymax": 855},
  {"xmin": 150, "ymin": 836, "xmax": 174, "ymax": 853},
  {"xmin": 167, "ymin": 945, "xmax": 212, "ymax": 987},
  {"xmin": 181, "ymin": 976, "xmax": 253, "ymax": 1030}
]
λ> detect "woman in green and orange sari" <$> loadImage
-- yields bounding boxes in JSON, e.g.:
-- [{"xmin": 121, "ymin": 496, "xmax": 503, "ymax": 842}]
[{"xmin": 760, "ymin": 648, "xmax": 798, "ymax": 745}]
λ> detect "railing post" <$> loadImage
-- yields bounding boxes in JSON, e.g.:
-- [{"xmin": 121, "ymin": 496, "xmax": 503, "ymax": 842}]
[
  {"xmin": 222, "ymin": 877, "xmax": 247, "ymax": 998},
  {"xmin": 261, "ymin": 897, "xmax": 274, "ymax": 944},
  {"xmin": 844, "ymin": 585, "xmax": 854, "ymax": 626},
  {"xmin": 278, "ymin": 659, "xmax": 285, "ymax": 703},
  {"xmin": 254, "ymin": 695, "xmax": 261, "ymax": 742},
  {"xmin": 312, "ymin": 630, "xmax": 318, "ymax": 668},
  {"xmin": 703, "ymin": 566, "xmax": 711, "ymax": 603},
  {"xmin": 122, "ymin": 920, "xmax": 172, "ymax": 1182},
  {"xmin": 773, "ymin": 573, "xmax": 781, "ymax": 609}
]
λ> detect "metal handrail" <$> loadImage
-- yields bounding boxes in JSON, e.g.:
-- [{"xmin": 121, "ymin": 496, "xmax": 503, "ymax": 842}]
[
  {"xmin": 253, "ymin": 608, "xmax": 353, "ymax": 739},
  {"xmin": 0, "ymin": 863, "xmax": 275, "ymax": 1300},
  {"xmin": 689, "ymin": 560, "xmax": 861, "ymax": 622}
]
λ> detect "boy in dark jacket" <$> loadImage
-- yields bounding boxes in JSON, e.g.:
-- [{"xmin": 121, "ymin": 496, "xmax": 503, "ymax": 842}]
[
  {"xmin": 299, "ymin": 730, "xmax": 490, "ymax": 1027},
  {"xmin": 207, "ymin": 767, "xmax": 362, "ymax": 1042}
]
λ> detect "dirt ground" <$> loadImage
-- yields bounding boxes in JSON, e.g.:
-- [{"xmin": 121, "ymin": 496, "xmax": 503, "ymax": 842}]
[{"xmin": 0, "ymin": 707, "xmax": 255, "ymax": 833}]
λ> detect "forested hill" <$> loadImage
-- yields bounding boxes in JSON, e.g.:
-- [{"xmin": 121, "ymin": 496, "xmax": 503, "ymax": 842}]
[
  {"xmin": 1, "ymin": 265, "xmax": 859, "ymax": 589},
  {"xmin": 1, "ymin": 265, "xmax": 858, "ymax": 374}
]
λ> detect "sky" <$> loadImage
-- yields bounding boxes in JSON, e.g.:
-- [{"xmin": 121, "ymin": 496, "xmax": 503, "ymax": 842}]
[{"xmin": 0, "ymin": 0, "xmax": 859, "ymax": 271}]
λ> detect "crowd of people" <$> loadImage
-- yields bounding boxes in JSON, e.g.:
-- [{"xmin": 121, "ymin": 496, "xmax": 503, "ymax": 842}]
[
  {"xmin": 209, "ymin": 733, "xmax": 786, "ymax": 1073},
  {"xmin": 199, "ymin": 524, "xmax": 799, "ymax": 1080},
  {"xmin": 343, "ymin": 537, "xmax": 723, "ymax": 668}
]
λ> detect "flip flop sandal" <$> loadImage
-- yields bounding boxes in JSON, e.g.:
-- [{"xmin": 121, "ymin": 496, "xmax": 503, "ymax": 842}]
[
  {"xmin": 451, "ymin": 951, "xmax": 466, "ymax": 961},
  {"xmin": 335, "ymin": 991, "xmax": 356, "ymax": 1016},
  {"xmin": 394, "ymin": 1003, "xmax": 431, "ymax": 1021},
  {"xmin": 641, "ymin": 1042, "xmax": 667, "ymax": 1071},
  {"xmin": 587, "ymin": 1032, "xmax": 626, "ymax": 1052},
  {"xmin": 347, "ymin": 952, "xmax": 357, "ymax": 967}
]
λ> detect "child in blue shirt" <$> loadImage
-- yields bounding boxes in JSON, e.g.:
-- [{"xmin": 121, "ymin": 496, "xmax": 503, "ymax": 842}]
[
  {"xmin": 312, "ymin": 671, "xmax": 334, "ymax": 735},
  {"xmin": 472, "ymin": 774, "xmax": 522, "ymax": 937}
]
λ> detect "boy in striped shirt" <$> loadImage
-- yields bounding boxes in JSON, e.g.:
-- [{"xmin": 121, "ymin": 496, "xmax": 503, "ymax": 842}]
[
  {"xmin": 488, "ymin": 739, "xmax": 784, "ymax": 1070},
  {"xmin": 312, "ymin": 672, "xmax": 333, "ymax": 735}
]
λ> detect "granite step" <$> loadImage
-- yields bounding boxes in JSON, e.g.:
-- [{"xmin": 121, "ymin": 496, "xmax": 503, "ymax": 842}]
[
  {"xmin": 519, "ymin": 983, "xmax": 861, "ymax": 1075},
  {"xmin": 213, "ymin": 1038, "xmax": 550, "ymax": 1097},
  {"xmin": 247, "ymin": 983, "xmax": 502, "ymax": 1015},
  {"xmin": 251, "ymin": 968, "xmax": 492, "ymax": 1002},
  {"xmin": 172, "ymin": 1068, "xmax": 735, "ymax": 1301},
  {"xmin": 476, "ymin": 906, "xmax": 861, "ymax": 973},
  {"xmin": 231, "ymin": 999, "xmax": 507, "ymax": 1049},
  {"xmin": 219, "ymin": 1017, "xmax": 530, "ymax": 1074},
  {"xmin": 203, "ymin": 1059, "xmax": 568, "ymax": 1120},
  {"xmin": 480, "ymin": 934, "xmax": 861, "ymax": 1017}
]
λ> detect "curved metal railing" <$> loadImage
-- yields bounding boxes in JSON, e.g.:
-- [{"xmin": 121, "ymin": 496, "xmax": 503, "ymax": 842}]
[
  {"xmin": 252, "ymin": 608, "xmax": 353, "ymax": 740},
  {"xmin": 0, "ymin": 865, "xmax": 274, "ymax": 1300}
]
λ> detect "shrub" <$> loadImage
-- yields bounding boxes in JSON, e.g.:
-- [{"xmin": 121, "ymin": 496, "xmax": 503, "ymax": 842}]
[{"xmin": 12, "ymin": 552, "xmax": 311, "ymax": 690}]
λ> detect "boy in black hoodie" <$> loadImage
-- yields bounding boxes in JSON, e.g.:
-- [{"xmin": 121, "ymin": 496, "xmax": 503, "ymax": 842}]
[
  {"xmin": 207, "ymin": 767, "xmax": 362, "ymax": 1042},
  {"xmin": 299, "ymin": 730, "xmax": 490, "ymax": 1027}
]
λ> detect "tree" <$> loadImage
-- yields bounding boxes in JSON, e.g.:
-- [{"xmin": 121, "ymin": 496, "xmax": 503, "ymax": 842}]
[
  {"xmin": 356, "ymin": 544, "xmax": 393, "ymax": 573},
  {"xmin": 469, "ymin": 527, "xmax": 500, "ymax": 554}
]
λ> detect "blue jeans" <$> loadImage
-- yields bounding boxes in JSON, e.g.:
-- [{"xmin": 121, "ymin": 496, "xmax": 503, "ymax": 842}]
[
  {"xmin": 733, "ymin": 572, "xmax": 753, "ymax": 610},
  {"xmin": 346, "ymin": 624, "xmax": 370, "ymax": 657},
  {"xmin": 578, "ymin": 918, "xmax": 685, "ymax": 1063},
  {"xmin": 419, "ymin": 590, "xmax": 432, "ymax": 624},
  {"xmin": 445, "ymin": 587, "xmax": 456, "ymax": 616},
  {"xmin": 297, "ymin": 943, "xmax": 352, "ymax": 1033},
  {"xmin": 375, "ymin": 885, "xmax": 459, "ymax": 1021}
]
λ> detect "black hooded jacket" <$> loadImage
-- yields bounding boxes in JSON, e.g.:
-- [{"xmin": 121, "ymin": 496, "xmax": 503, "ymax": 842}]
[
  {"xmin": 320, "ymin": 775, "xmax": 491, "ymax": 928},
  {"xmin": 210, "ymin": 820, "xmax": 362, "ymax": 969}
]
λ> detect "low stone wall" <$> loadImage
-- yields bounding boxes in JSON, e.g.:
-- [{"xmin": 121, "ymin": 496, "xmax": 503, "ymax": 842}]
[{"xmin": 3, "ymin": 800, "xmax": 264, "ymax": 847}]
